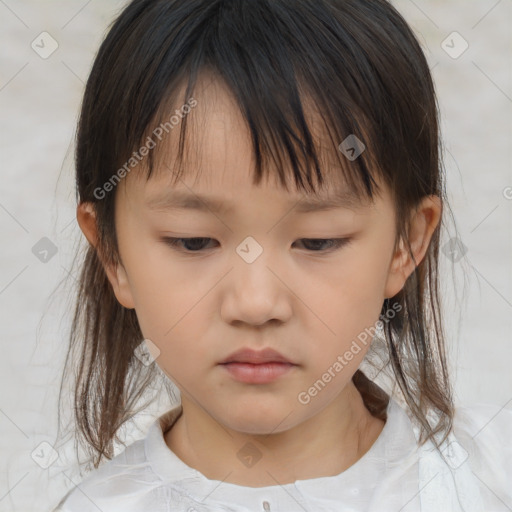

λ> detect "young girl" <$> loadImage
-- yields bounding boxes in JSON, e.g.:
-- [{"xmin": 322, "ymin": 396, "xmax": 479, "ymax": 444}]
[{"xmin": 53, "ymin": 0, "xmax": 511, "ymax": 510}]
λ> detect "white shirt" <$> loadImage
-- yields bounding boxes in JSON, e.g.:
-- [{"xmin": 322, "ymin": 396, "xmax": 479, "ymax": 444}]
[{"xmin": 54, "ymin": 396, "xmax": 512, "ymax": 511}]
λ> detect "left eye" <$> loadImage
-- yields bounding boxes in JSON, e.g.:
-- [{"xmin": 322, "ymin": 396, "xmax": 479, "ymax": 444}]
[
  {"xmin": 161, "ymin": 237, "xmax": 351, "ymax": 253},
  {"xmin": 293, "ymin": 238, "xmax": 351, "ymax": 251}
]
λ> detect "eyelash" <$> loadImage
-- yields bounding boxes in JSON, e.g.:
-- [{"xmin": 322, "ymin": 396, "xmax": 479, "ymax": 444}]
[{"xmin": 161, "ymin": 237, "xmax": 352, "ymax": 254}]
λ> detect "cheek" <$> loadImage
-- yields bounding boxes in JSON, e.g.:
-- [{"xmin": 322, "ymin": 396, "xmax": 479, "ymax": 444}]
[
  {"xmin": 298, "ymin": 251, "xmax": 390, "ymax": 339},
  {"xmin": 121, "ymin": 240, "xmax": 212, "ymax": 342},
  {"xmin": 133, "ymin": 282, "xmax": 215, "ymax": 383}
]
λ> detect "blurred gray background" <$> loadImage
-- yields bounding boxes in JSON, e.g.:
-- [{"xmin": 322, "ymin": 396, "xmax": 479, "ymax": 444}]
[{"xmin": 0, "ymin": 1, "xmax": 511, "ymax": 510}]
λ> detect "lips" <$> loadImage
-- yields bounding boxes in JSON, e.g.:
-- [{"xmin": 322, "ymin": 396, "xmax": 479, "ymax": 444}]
[
  {"xmin": 219, "ymin": 348, "xmax": 296, "ymax": 384},
  {"xmin": 219, "ymin": 347, "xmax": 295, "ymax": 365}
]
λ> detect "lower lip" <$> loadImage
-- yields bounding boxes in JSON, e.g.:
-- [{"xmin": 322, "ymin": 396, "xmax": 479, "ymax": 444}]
[{"xmin": 220, "ymin": 362, "xmax": 295, "ymax": 384}]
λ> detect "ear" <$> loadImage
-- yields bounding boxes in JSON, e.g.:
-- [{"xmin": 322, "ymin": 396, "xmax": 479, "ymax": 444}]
[
  {"xmin": 384, "ymin": 195, "xmax": 442, "ymax": 299},
  {"xmin": 76, "ymin": 202, "xmax": 136, "ymax": 310}
]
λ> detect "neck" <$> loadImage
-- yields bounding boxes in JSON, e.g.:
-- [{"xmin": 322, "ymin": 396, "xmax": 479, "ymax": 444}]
[{"xmin": 165, "ymin": 382, "xmax": 386, "ymax": 487}]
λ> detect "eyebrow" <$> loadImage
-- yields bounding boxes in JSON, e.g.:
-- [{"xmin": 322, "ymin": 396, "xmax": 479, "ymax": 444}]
[{"xmin": 144, "ymin": 189, "xmax": 365, "ymax": 214}]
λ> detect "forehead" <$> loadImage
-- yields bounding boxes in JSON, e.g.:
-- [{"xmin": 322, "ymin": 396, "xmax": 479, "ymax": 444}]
[{"xmin": 119, "ymin": 74, "xmax": 380, "ymax": 210}]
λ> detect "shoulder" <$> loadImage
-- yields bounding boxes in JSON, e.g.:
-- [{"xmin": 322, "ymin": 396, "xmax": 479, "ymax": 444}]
[
  {"xmin": 54, "ymin": 406, "xmax": 184, "ymax": 511},
  {"xmin": 54, "ymin": 437, "xmax": 163, "ymax": 512},
  {"xmin": 451, "ymin": 401, "xmax": 512, "ymax": 501}
]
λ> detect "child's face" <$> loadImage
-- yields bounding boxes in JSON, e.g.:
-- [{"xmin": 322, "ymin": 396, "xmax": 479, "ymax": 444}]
[{"xmin": 105, "ymin": 79, "xmax": 409, "ymax": 434}]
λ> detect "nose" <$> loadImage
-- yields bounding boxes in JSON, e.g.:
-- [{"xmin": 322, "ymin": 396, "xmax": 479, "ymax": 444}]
[{"xmin": 220, "ymin": 243, "xmax": 292, "ymax": 327}]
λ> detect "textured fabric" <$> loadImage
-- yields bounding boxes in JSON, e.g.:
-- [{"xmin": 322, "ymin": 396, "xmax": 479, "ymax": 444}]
[{"xmin": 54, "ymin": 397, "xmax": 512, "ymax": 512}]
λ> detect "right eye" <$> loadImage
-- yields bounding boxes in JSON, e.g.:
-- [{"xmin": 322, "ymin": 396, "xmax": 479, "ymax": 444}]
[{"xmin": 161, "ymin": 237, "xmax": 218, "ymax": 253}]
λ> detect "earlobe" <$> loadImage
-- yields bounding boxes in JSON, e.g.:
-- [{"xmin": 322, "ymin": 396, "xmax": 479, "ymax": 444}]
[
  {"xmin": 76, "ymin": 202, "xmax": 98, "ymax": 248},
  {"xmin": 76, "ymin": 202, "xmax": 136, "ymax": 310},
  {"xmin": 384, "ymin": 195, "xmax": 442, "ymax": 299},
  {"xmin": 109, "ymin": 264, "xmax": 137, "ymax": 310}
]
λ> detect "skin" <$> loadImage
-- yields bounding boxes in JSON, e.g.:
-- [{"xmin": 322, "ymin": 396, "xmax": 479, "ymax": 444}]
[{"xmin": 77, "ymin": 77, "xmax": 441, "ymax": 487}]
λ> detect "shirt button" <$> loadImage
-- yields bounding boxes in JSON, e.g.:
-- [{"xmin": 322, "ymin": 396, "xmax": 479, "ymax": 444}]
[{"xmin": 262, "ymin": 501, "xmax": 271, "ymax": 511}]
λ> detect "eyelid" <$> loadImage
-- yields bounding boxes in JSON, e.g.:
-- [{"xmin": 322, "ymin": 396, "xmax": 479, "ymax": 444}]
[
  {"xmin": 295, "ymin": 238, "xmax": 352, "ymax": 251},
  {"xmin": 160, "ymin": 236, "xmax": 352, "ymax": 254}
]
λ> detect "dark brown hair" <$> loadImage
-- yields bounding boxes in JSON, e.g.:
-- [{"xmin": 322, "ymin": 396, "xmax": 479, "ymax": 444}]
[{"xmin": 57, "ymin": 0, "xmax": 457, "ymax": 473}]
